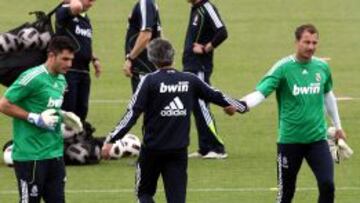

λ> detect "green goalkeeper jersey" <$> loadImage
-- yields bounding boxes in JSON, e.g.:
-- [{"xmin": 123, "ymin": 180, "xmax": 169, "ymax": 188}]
[
  {"xmin": 5, "ymin": 64, "xmax": 66, "ymax": 161},
  {"xmin": 256, "ymin": 55, "xmax": 333, "ymax": 144}
]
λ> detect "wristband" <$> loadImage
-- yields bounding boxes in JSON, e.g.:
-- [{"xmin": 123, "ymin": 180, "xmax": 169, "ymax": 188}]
[
  {"xmin": 27, "ymin": 113, "xmax": 40, "ymax": 124},
  {"xmin": 126, "ymin": 54, "xmax": 135, "ymax": 62}
]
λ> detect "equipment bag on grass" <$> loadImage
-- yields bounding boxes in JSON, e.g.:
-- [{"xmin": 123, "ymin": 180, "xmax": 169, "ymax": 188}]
[{"xmin": 0, "ymin": 4, "xmax": 61, "ymax": 87}]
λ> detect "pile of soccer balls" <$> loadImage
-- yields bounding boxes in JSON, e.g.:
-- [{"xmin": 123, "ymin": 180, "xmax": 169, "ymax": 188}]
[
  {"xmin": 62, "ymin": 123, "xmax": 102, "ymax": 165},
  {"xmin": 0, "ymin": 27, "xmax": 51, "ymax": 54},
  {"xmin": 109, "ymin": 134, "xmax": 141, "ymax": 159}
]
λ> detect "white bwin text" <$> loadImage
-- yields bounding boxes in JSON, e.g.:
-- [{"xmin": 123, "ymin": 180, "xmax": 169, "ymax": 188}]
[
  {"xmin": 47, "ymin": 97, "xmax": 63, "ymax": 108},
  {"xmin": 75, "ymin": 25, "xmax": 92, "ymax": 38},
  {"xmin": 160, "ymin": 81, "xmax": 189, "ymax": 93},
  {"xmin": 293, "ymin": 83, "xmax": 320, "ymax": 96}
]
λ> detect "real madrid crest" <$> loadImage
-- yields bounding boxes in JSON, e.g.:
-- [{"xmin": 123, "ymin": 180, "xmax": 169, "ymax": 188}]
[
  {"xmin": 282, "ymin": 156, "xmax": 289, "ymax": 168},
  {"xmin": 192, "ymin": 14, "xmax": 199, "ymax": 26},
  {"xmin": 315, "ymin": 73, "xmax": 321, "ymax": 82}
]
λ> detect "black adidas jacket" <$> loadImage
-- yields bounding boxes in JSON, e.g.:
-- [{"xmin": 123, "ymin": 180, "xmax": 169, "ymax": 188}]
[
  {"xmin": 56, "ymin": 5, "xmax": 93, "ymax": 71},
  {"xmin": 105, "ymin": 68, "xmax": 246, "ymax": 150},
  {"xmin": 125, "ymin": 0, "xmax": 161, "ymax": 74},
  {"xmin": 183, "ymin": 0, "xmax": 228, "ymax": 73}
]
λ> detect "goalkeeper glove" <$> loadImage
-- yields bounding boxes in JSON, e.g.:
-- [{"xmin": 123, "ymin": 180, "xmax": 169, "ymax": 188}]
[
  {"xmin": 60, "ymin": 111, "xmax": 83, "ymax": 134},
  {"xmin": 328, "ymin": 139, "xmax": 340, "ymax": 163},
  {"xmin": 337, "ymin": 139, "xmax": 354, "ymax": 160},
  {"xmin": 27, "ymin": 109, "xmax": 59, "ymax": 130},
  {"xmin": 328, "ymin": 138, "xmax": 354, "ymax": 163}
]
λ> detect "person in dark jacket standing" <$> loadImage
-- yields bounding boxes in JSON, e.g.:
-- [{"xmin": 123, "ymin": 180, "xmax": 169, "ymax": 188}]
[
  {"xmin": 183, "ymin": 0, "xmax": 229, "ymax": 159},
  {"xmin": 102, "ymin": 39, "xmax": 247, "ymax": 203},
  {"xmin": 56, "ymin": 0, "xmax": 102, "ymax": 122},
  {"xmin": 123, "ymin": 0, "xmax": 161, "ymax": 93}
]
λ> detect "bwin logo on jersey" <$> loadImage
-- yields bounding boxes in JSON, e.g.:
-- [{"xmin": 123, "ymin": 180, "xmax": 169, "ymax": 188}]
[
  {"xmin": 160, "ymin": 81, "xmax": 189, "ymax": 93},
  {"xmin": 161, "ymin": 97, "xmax": 187, "ymax": 117},
  {"xmin": 47, "ymin": 97, "xmax": 63, "ymax": 108},
  {"xmin": 293, "ymin": 83, "xmax": 320, "ymax": 96},
  {"xmin": 75, "ymin": 25, "xmax": 92, "ymax": 38}
]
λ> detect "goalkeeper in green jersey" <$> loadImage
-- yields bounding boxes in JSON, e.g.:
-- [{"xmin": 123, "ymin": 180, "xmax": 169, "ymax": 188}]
[
  {"xmin": 227, "ymin": 24, "xmax": 346, "ymax": 203},
  {"xmin": 0, "ymin": 36, "xmax": 76, "ymax": 203}
]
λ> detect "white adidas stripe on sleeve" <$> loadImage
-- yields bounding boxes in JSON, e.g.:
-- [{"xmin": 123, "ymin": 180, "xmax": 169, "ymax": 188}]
[
  {"xmin": 204, "ymin": 3, "xmax": 223, "ymax": 29},
  {"xmin": 140, "ymin": 0, "xmax": 147, "ymax": 30},
  {"xmin": 109, "ymin": 75, "xmax": 149, "ymax": 139}
]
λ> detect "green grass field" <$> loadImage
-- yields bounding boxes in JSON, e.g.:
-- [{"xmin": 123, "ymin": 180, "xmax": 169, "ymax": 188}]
[{"xmin": 1, "ymin": 0, "xmax": 360, "ymax": 202}]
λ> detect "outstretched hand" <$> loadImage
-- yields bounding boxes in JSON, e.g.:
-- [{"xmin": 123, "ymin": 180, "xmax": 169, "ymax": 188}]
[
  {"xmin": 101, "ymin": 143, "xmax": 113, "ymax": 160},
  {"xmin": 223, "ymin": 100, "xmax": 249, "ymax": 115},
  {"xmin": 223, "ymin": 106, "xmax": 237, "ymax": 116}
]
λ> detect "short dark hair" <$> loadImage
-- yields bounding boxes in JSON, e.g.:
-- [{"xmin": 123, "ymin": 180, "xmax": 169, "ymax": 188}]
[
  {"xmin": 295, "ymin": 24, "xmax": 318, "ymax": 41},
  {"xmin": 147, "ymin": 38, "xmax": 175, "ymax": 67},
  {"xmin": 47, "ymin": 36, "xmax": 76, "ymax": 54}
]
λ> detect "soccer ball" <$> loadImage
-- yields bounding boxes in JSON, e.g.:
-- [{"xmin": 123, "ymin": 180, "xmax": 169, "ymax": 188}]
[
  {"xmin": 121, "ymin": 133, "xmax": 141, "ymax": 157},
  {"xmin": 65, "ymin": 143, "xmax": 89, "ymax": 164},
  {"xmin": 0, "ymin": 33, "xmax": 19, "ymax": 54},
  {"xmin": 109, "ymin": 134, "xmax": 141, "ymax": 159},
  {"xmin": 38, "ymin": 31, "xmax": 51, "ymax": 50},
  {"xmin": 3, "ymin": 144, "xmax": 13, "ymax": 167},
  {"xmin": 92, "ymin": 144, "xmax": 101, "ymax": 162},
  {"xmin": 109, "ymin": 140, "xmax": 126, "ymax": 158},
  {"xmin": 18, "ymin": 27, "xmax": 40, "ymax": 50}
]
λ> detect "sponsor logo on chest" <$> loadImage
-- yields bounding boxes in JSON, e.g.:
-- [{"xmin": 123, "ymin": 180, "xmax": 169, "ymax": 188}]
[
  {"xmin": 292, "ymin": 71, "xmax": 323, "ymax": 96},
  {"xmin": 75, "ymin": 25, "xmax": 92, "ymax": 38},
  {"xmin": 47, "ymin": 97, "xmax": 63, "ymax": 108},
  {"xmin": 160, "ymin": 81, "xmax": 189, "ymax": 93},
  {"xmin": 293, "ymin": 83, "xmax": 320, "ymax": 96}
]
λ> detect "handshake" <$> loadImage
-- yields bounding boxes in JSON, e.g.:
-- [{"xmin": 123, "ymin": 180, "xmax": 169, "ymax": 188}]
[
  {"xmin": 223, "ymin": 100, "xmax": 248, "ymax": 116},
  {"xmin": 27, "ymin": 109, "xmax": 83, "ymax": 133}
]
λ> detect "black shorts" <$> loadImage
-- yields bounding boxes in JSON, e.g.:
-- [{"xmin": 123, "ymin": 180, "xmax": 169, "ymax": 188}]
[
  {"xmin": 13, "ymin": 157, "xmax": 66, "ymax": 203},
  {"xmin": 276, "ymin": 140, "xmax": 334, "ymax": 203}
]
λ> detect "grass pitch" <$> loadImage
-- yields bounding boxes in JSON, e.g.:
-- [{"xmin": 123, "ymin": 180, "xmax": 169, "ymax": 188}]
[{"xmin": 1, "ymin": 0, "xmax": 359, "ymax": 202}]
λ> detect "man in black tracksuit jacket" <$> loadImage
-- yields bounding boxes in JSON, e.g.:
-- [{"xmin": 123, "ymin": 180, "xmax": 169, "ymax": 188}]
[
  {"xmin": 123, "ymin": 0, "xmax": 161, "ymax": 93},
  {"xmin": 183, "ymin": 0, "xmax": 229, "ymax": 158},
  {"xmin": 56, "ymin": 0, "xmax": 102, "ymax": 122},
  {"xmin": 102, "ymin": 39, "xmax": 247, "ymax": 203}
]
